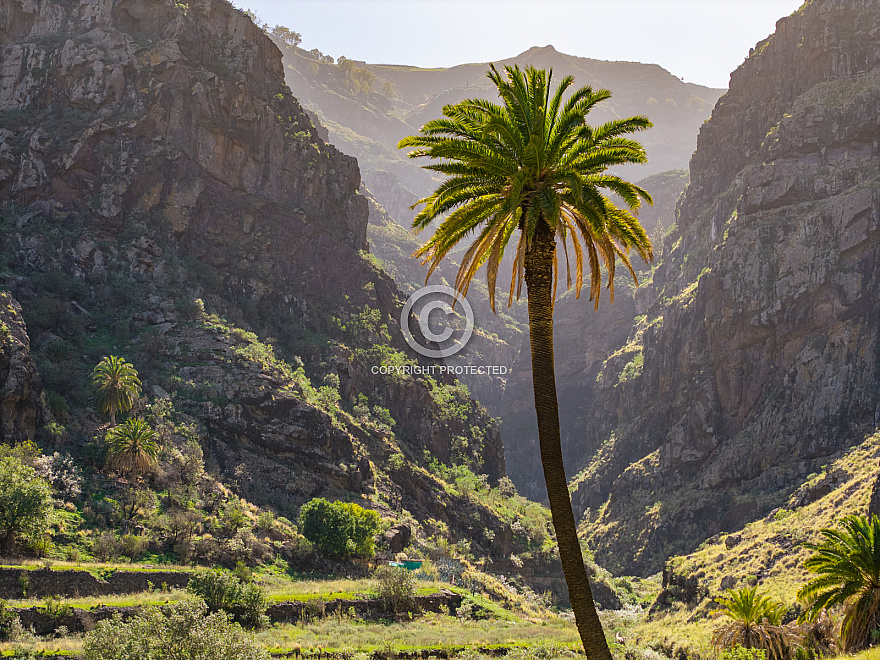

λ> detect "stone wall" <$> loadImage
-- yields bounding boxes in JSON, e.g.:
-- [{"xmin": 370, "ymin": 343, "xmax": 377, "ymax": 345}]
[
  {"xmin": 10, "ymin": 590, "xmax": 465, "ymax": 635},
  {"xmin": 0, "ymin": 567, "xmax": 192, "ymax": 599}
]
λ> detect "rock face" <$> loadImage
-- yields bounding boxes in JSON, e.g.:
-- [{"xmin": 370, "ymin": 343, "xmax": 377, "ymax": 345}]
[
  {"xmin": 0, "ymin": 0, "xmax": 509, "ymax": 553},
  {"xmin": 0, "ymin": 291, "xmax": 43, "ymax": 442},
  {"xmin": 507, "ymin": 0, "xmax": 880, "ymax": 574}
]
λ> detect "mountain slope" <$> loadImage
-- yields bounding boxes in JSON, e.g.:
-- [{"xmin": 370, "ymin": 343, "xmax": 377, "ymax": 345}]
[
  {"xmin": 499, "ymin": 0, "xmax": 880, "ymax": 574},
  {"xmin": 0, "ymin": 0, "xmax": 549, "ymax": 564},
  {"xmin": 276, "ymin": 42, "xmax": 723, "ymax": 205}
]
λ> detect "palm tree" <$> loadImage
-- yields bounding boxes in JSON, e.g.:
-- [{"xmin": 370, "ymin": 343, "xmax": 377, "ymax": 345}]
[
  {"xmin": 398, "ymin": 64, "xmax": 653, "ymax": 659},
  {"xmin": 106, "ymin": 418, "xmax": 160, "ymax": 478},
  {"xmin": 91, "ymin": 355, "xmax": 141, "ymax": 426},
  {"xmin": 712, "ymin": 586, "xmax": 797, "ymax": 660},
  {"xmin": 798, "ymin": 514, "xmax": 880, "ymax": 651}
]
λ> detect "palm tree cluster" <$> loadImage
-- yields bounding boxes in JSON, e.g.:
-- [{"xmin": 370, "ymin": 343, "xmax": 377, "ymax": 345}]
[
  {"xmin": 400, "ymin": 63, "xmax": 653, "ymax": 659},
  {"xmin": 91, "ymin": 356, "xmax": 159, "ymax": 478}
]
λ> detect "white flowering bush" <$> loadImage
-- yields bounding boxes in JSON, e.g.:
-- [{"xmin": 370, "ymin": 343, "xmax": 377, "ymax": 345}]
[
  {"xmin": 33, "ymin": 452, "xmax": 82, "ymax": 499},
  {"xmin": 82, "ymin": 598, "xmax": 269, "ymax": 660}
]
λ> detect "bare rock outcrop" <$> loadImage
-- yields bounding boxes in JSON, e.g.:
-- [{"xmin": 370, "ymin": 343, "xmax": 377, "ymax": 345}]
[{"xmin": 0, "ymin": 291, "xmax": 43, "ymax": 442}]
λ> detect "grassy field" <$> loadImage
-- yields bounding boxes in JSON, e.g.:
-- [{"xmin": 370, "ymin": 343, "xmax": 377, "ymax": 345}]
[{"xmin": 258, "ymin": 613, "xmax": 581, "ymax": 653}]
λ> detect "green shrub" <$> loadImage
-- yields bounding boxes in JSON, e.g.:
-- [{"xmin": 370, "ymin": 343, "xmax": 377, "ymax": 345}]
[
  {"xmin": 0, "ymin": 455, "xmax": 53, "ymax": 554},
  {"xmin": 374, "ymin": 565, "xmax": 416, "ymax": 614},
  {"xmin": 0, "ymin": 599, "xmax": 19, "ymax": 641},
  {"xmin": 186, "ymin": 570, "xmax": 268, "ymax": 629},
  {"xmin": 83, "ymin": 598, "xmax": 269, "ymax": 660},
  {"xmin": 298, "ymin": 498, "xmax": 380, "ymax": 559},
  {"xmin": 39, "ymin": 596, "xmax": 72, "ymax": 621},
  {"xmin": 719, "ymin": 647, "xmax": 767, "ymax": 660}
]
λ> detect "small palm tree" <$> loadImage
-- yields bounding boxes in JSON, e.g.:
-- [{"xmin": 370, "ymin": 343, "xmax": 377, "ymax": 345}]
[
  {"xmin": 106, "ymin": 418, "xmax": 160, "ymax": 478},
  {"xmin": 798, "ymin": 514, "xmax": 880, "ymax": 651},
  {"xmin": 399, "ymin": 64, "xmax": 653, "ymax": 660},
  {"xmin": 91, "ymin": 356, "xmax": 141, "ymax": 426},
  {"xmin": 712, "ymin": 586, "xmax": 796, "ymax": 660}
]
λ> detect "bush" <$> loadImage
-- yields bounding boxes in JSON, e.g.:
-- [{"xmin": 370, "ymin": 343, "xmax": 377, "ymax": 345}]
[
  {"xmin": 83, "ymin": 598, "xmax": 269, "ymax": 660},
  {"xmin": 186, "ymin": 570, "xmax": 268, "ymax": 629},
  {"xmin": 39, "ymin": 596, "xmax": 72, "ymax": 621},
  {"xmin": 719, "ymin": 647, "xmax": 767, "ymax": 660},
  {"xmin": 298, "ymin": 498, "xmax": 380, "ymax": 559},
  {"xmin": 121, "ymin": 534, "xmax": 148, "ymax": 559},
  {"xmin": 0, "ymin": 599, "xmax": 19, "ymax": 641},
  {"xmin": 0, "ymin": 455, "xmax": 54, "ymax": 554},
  {"xmin": 374, "ymin": 565, "xmax": 417, "ymax": 615}
]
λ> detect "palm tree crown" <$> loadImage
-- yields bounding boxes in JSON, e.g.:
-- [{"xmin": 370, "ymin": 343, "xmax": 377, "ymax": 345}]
[
  {"xmin": 92, "ymin": 355, "xmax": 141, "ymax": 426},
  {"xmin": 106, "ymin": 418, "xmax": 160, "ymax": 478},
  {"xmin": 399, "ymin": 64, "xmax": 654, "ymax": 660},
  {"xmin": 400, "ymin": 63, "xmax": 653, "ymax": 310},
  {"xmin": 798, "ymin": 514, "xmax": 880, "ymax": 651}
]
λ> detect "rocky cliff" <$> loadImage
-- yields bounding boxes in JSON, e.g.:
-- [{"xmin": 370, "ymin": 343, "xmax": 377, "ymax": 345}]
[
  {"xmin": 0, "ymin": 0, "xmax": 523, "ymax": 558},
  {"xmin": 506, "ymin": 0, "xmax": 880, "ymax": 574},
  {"xmin": 0, "ymin": 291, "xmax": 43, "ymax": 443}
]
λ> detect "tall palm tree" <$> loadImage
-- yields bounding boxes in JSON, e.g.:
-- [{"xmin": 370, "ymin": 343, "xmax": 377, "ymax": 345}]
[
  {"xmin": 398, "ymin": 64, "xmax": 653, "ymax": 659},
  {"xmin": 91, "ymin": 355, "xmax": 141, "ymax": 426},
  {"xmin": 106, "ymin": 418, "xmax": 160, "ymax": 478},
  {"xmin": 712, "ymin": 586, "xmax": 797, "ymax": 660},
  {"xmin": 798, "ymin": 514, "xmax": 880, "ymax": 651}
]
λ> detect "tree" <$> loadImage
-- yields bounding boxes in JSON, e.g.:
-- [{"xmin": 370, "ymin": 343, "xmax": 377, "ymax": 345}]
[
  {"xmin": 798, "ymin": 514, "xmax": 880, "ymax": 651},
  {"xmin": 83, "ymin": 598, "xmax": 270, "ymax": 660},
  {"xmin": 298, "ymin": 497, "xmax": 380, "ymax": 559},
  {"xmin": 271, "ymin": 25, "xmax": 301, "ymax": 50},
  {"xmin": 712, "ymin": 586, "xmax": 797, "ymax": 660},
  {"xmin": 398, "ymin": 64, "xmax": 653, "ymax": 659},
  {"xmin": 91, "ymin": 355, "xmax": 141, "ymax": 426},
  {"xmin": 0, "ymin": 456, "xmax": 53, "ymax": 554},
  {"xmin": 105, "ymin": 418, "xmax": 160, "ymax": 478}
]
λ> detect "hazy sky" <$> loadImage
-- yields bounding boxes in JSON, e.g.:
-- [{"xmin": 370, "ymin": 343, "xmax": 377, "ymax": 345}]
[{"xmin": 235, "ymin": 0, "xmax": 805, "ymax": 89}]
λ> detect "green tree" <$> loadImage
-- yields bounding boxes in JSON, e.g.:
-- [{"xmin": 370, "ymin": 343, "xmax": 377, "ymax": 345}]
[
  {"xmin": 91, "ymin": 356, "xmax": 141, "ymax": 426},
  {"xmin": 398, "ymin": 64, "xmax": 653, "ymax": 658},
  {"xmin": 83, "ymin": 598, "xmax": 269, "ymax": 660},
  {"xmin": 711, "ymin": 587, "xmax": 796, "ymax": 660},
  {"xmin": 798, "ymin": 514, "xmax": 880, "ymax": 651},
  {"xmin": 339, "ymin": 501, "xmax": 381, "ymax": 556},
  {"xmin": 298, "ymin": 498, "xmax": 380, "ymax": 559},
  {"xmin": 0, "ymin": 456, "xmax": 53, "ymax": 554},
  {"xmin": 105, "ymin": 418, "xmax": 160, "ymax": 478},
  {"xmin": 271, "ymin": 25, "xmax": 301, "ymax": 50}
]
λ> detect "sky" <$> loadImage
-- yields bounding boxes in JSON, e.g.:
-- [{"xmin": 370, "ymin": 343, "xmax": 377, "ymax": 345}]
[{"xmin": 234, "ymin": 0, "xmax": 805, "ymax": 89}]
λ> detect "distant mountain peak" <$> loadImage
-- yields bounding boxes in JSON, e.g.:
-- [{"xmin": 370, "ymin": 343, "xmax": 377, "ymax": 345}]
[{"xmin": 517, "ymin": 44, "xmax": 561, "ymax": 57}]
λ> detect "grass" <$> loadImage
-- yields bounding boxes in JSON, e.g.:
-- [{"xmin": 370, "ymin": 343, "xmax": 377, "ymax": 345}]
[
  {"xmin": 0, "ymin": 560, "xmax": 192, "ymax": 573},
  {"xmin": 3, "ymin": 588, "xmax": 188, "ymax": 610},
  {"xmin": 257, "ymin": 611, "xmax": 580, "ymax": 653},
  {"xmin": 0, "ymin": 575, "xmax": 582, "ymax": 658}
]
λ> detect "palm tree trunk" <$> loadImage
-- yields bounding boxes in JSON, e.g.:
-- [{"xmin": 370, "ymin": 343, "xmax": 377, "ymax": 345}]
[{"xmin": 525, "ymin": 218, "xmax": 612, "ymax": 660}]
